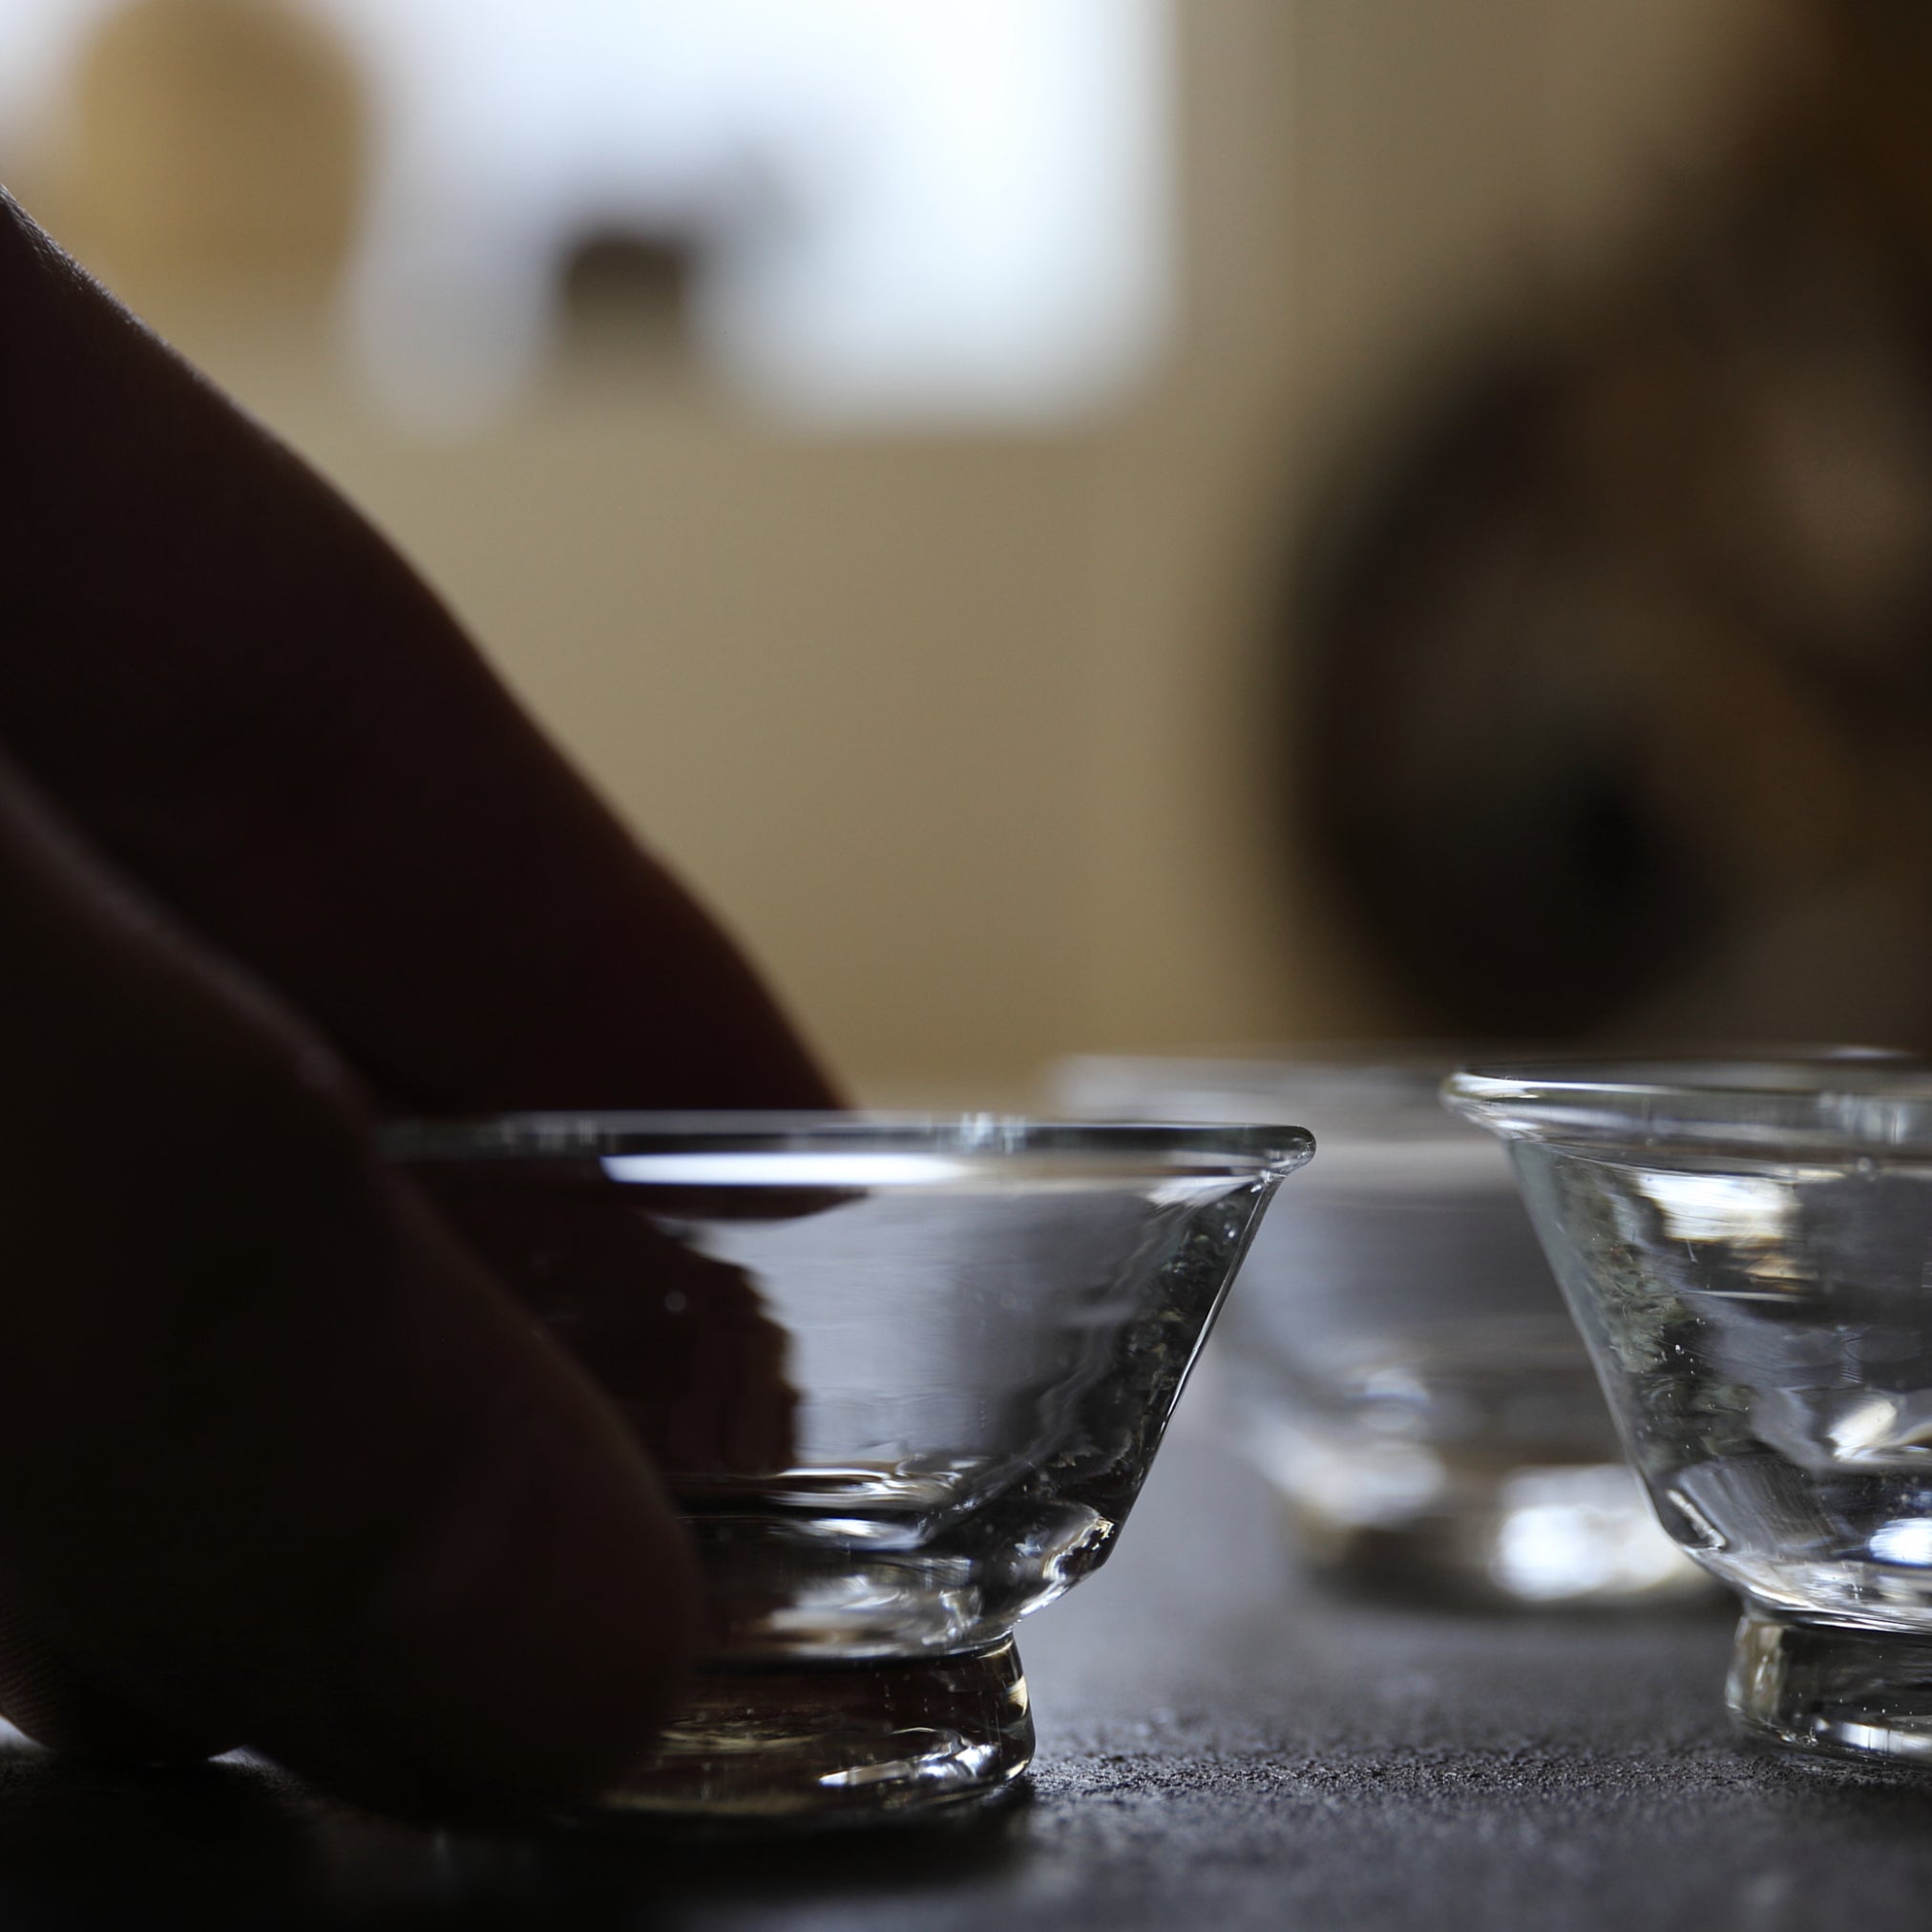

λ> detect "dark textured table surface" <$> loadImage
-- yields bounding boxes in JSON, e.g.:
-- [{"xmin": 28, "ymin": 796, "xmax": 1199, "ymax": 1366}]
[{"xmin": 10, "ymin": 1427, "xmax": 1932, "ymax": 1930}]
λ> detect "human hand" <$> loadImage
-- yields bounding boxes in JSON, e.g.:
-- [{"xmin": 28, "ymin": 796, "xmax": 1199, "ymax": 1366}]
[{"xmin": 0, "ymin": 194, "xmax": 835, "ymax": 1816}]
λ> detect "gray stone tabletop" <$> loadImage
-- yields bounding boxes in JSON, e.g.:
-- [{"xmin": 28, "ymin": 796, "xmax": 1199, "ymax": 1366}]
[{"xmin": 6, "ymin": 1428, "xmax": 1931, "ymax": 1930}]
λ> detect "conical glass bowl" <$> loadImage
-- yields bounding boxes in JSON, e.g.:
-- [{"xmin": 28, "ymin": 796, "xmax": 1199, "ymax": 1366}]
[
  {"xmin": 1446, "ymin": 1057, "xmax": 1932, "ymax": 1770},
  {"xmin": 387, "ymin": 1112, "xmax": 1312, "ymax": 1820}
]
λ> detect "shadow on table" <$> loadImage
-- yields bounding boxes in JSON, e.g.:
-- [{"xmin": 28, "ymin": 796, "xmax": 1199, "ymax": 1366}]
[
  {"xmin": 0, "ymin": 1743, "xmax": 1034, "ymax": 1929},
  {"xmin": 0, "ymin": 1746, "xmax": 326, "ymax": 1928}
]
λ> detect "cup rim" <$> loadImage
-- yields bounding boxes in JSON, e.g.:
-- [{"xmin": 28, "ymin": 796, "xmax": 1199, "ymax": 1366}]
[
  {"xmin": 1055, "ymin": 1043, "xmax": 1903, "ymax": 1136},
  {"xmin": 1054, "ymin": 1048, "xmax": 1469, "ymax": 1126},
  {"xmin": 1443, "ymin": 1052, "xmax": 1932, "ymax": 1160},
  {"xmin": 380, "ymin": 1110, "xmax": 1315, "ymax": 1178}
]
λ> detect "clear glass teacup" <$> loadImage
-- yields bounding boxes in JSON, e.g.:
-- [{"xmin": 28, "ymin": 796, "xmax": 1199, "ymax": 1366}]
[
  {"xmin": 1446, "ymin": 1057, "xmax": 1932, "ymax": 1769},
  {"xmin": 1056, "ymin": 1052, "xmax": 1709, "ymax": 1608},
  {"xmin": 386, "ymin": 1112, "xmax": 1311, "ymax": 1820}
]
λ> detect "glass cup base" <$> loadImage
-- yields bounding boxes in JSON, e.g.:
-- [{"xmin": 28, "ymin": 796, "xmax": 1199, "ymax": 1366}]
[
  {"xmin": 556, "ymin": 1639, "xmax": 1034, "ymax": 1826},
  {"xmin": 1282, "ymin": 1456, "xmax": 1716, "ymax": 1610},
  {"xmin": 1729, "ymin": 1607, "xmax": 1932, "ymax": 1770}
]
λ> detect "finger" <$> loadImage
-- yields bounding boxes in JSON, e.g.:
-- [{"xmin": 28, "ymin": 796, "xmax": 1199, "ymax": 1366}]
[
  {"xmin": 0, "ymin": 1596, "xmax": 233, "ymax": 1764},
  {"xmin": 0, "ymin": 192, "xmax": 834, "ymax": 1114},
  {"xmin": 0, "ymin": 748, "xmax": 697, "ymax": 1812},
  {"xmin": 411, "ymin": 1166, "xmax": 800, "ymax": 1481}
]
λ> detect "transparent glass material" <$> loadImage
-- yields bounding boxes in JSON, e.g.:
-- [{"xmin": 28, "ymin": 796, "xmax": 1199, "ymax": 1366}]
[
  {"xmin": 1057, "ymin": 1054, "xmax": 1710, "ymax": 1608},
  {"xmin": 386, "ymin": 1113, "xmax": 1311, "ymax": 1820},
  {"xmin": 1446, "ymin": 1058, "xmax": 1932, "ymax": 1768}
]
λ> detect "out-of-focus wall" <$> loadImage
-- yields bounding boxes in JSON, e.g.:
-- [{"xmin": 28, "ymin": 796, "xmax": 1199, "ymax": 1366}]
[{"xmin": 19, "ymin": 0, "xmax": 1772, "ymax": 1102}]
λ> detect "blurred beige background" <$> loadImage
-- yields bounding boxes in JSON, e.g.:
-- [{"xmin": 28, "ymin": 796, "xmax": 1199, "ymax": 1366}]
[{"xmin": 6, "ymin": 0, "xmax": 1772, "ymax": 1102}]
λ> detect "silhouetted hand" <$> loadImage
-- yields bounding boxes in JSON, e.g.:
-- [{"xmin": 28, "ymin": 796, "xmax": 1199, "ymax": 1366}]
[{"xmin": 0, "ymin": 193, "xmax": 836, "ymax": 1817}]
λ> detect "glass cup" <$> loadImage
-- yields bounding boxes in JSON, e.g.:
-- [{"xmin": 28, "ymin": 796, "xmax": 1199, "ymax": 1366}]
[
  {"xmin": 1055, "ymin": 1053, "xmax": 1710, "ymax": 1607},
  {"xmin": 1445, "ymin": 1057, "xmax": 1932, "ymax": 1769},
  {"xmin": 386, "ymin": 1112, "xmax": 1311, "ymax": 1820}
]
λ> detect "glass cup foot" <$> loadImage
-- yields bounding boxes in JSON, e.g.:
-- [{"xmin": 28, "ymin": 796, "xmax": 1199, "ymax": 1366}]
[
  {"xmin": 1284, "ymin": 1457, "xmax": 1714, "ymax": 1610},
  {"xmin": 559, "ymin": 1638, "xmax": 1034, "ymax": 1826},
  {"xmin": 1729, "ymin": 1607, "xmax": 1932, "ymax": 1768}
]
